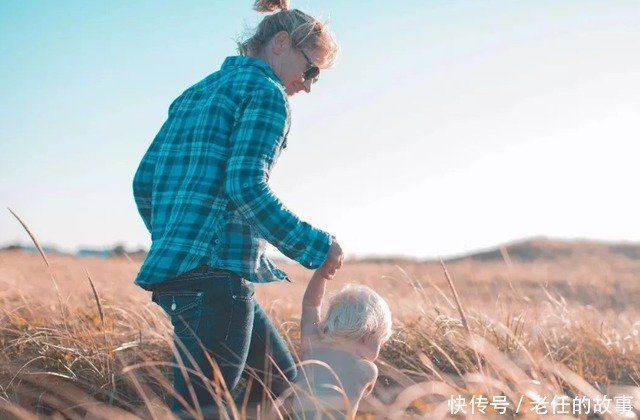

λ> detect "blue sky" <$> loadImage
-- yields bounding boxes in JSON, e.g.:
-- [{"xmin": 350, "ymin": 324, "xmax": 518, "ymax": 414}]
[{"xmin": 1, "ymin": 0, "xmax": 639, "ymax": 258}]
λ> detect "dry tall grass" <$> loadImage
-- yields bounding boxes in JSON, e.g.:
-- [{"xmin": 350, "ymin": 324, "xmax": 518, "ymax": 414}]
[{"xmin": 1, "ymin": 245, "xmax": 639, "ymax": 419}]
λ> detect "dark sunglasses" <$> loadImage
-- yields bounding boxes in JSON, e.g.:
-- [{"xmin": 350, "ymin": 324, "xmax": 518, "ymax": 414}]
[{"xmin": 300, "ymin": 50, "xmax": 320, "ymax": 84}]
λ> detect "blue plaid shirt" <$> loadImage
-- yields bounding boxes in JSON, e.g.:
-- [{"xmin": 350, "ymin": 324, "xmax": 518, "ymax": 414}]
[{"xmin": 133, "ymin": 56, "xmax": 331, "ymax": 288}]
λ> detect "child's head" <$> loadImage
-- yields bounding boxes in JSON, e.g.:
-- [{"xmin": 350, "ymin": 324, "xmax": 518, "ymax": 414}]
[{"xmin": 319, "ymin": 284, "xmax": 392, "ymax": 360}]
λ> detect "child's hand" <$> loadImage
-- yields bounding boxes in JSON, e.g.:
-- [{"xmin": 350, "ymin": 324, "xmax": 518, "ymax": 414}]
[{"xmin": 316, "ymin": 264, "xmax": 336, "ymax": 280}]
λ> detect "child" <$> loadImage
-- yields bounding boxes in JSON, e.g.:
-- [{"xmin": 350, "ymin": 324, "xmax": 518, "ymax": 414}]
[{"xmin": 290, "ymin": 268, "xmax": 393, "ymax": 419}]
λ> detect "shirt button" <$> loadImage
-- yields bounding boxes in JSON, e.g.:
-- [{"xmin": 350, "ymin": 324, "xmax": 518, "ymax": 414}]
[{"xmin": 243, "ymin": 182, "xmax": 249, "ymax": 188}]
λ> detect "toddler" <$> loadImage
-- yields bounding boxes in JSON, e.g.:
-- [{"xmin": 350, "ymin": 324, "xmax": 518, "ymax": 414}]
[{"xmin": 290, "ymin": 269, "xmax": 393, "ymax": 419}]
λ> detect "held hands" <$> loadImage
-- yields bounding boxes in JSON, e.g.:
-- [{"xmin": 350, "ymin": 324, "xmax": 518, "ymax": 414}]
[{"xmin": 318, "ymin": 236, "xmax": 344, "ymax": 280}]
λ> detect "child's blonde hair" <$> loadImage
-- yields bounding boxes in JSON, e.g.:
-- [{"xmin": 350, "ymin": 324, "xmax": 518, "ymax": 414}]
[{"xmin": 319, "ymin": 284, "xmax": 392, "ymax": 344}]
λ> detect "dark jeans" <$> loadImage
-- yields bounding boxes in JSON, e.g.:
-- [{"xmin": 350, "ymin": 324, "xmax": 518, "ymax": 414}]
[{"xmin": 151, "ymin": 265, "xmax": 297, "ymax": 417}]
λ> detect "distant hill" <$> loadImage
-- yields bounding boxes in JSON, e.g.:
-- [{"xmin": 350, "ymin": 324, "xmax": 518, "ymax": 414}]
[
  {"xmin": 443, "ymin": 237, "xmax": 640, "ymax": 263},
  {"xmin": 3, "ymin": 237, "xmax": 640, "ymax": 264}
]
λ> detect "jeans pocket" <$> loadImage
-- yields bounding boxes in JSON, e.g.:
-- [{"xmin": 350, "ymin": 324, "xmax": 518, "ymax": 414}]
[
  {"xmin": 155, "ymin": 291, "xmax": 203, "ymax": 339},
  {"xmin": 224, "ymin": 279, "xmax": 255, "ymax": 341},
  {"xmin": 230, "ymin": 278, "xmax": 255, "ymax": 302}
]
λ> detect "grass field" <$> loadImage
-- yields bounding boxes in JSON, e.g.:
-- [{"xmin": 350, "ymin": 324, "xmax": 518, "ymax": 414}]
[{"xmin": 1, "ymin": 239, "xmax": 639, "ymax": 419}]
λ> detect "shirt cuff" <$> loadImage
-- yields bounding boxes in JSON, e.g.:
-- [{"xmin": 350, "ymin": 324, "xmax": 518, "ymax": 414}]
[{"xmin": 299, "ymin": 230, "xmax": 332, "ymax": 270}]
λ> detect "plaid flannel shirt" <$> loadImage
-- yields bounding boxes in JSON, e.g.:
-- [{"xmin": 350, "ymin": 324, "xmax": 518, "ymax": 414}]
[{"xmin": 133, "ymin": 56, "xmax": 331, "ymax": 288}]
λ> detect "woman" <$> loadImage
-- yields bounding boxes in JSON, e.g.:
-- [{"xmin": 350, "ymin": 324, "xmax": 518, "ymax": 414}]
[{"xmin": 132, "ymin": 0, "xmax": 343, "ymax": 416}]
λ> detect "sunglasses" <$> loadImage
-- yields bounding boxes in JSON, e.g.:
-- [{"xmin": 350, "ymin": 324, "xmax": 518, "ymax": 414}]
[{"xmin": 300, "ymin": 50, "xmax": 320, "ymax": 84}]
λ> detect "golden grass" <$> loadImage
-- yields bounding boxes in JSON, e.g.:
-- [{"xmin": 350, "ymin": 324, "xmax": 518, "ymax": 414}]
[{"xmin": 1, "ymin": 249, "xmax": 639, "ymax": 419}]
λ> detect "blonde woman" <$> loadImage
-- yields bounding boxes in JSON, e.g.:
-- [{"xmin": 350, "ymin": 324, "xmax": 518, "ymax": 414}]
[{"xmin": 132, "ymin": 0, "xmax": 342, "ymax": 416}]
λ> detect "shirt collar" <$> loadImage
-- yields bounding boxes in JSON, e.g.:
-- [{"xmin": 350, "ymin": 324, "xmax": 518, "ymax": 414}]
[{"xmin": 221, "ymin": 55, "xmax": 283, "ymax": 87}]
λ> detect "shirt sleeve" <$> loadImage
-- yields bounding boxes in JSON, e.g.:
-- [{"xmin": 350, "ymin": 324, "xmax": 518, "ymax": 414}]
[
  {"xmin": 133, "ymin": 157, "xmax": 154, "ymax": 233},
  {"xmin": 225, "ymin": 87, "xmax": 331, "ymax": 269}
]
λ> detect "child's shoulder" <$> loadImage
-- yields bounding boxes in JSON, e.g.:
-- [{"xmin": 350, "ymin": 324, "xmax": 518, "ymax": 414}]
[
  {"xmin": 355, "ymin": 358, "xmax": 378, "ymax": 382},
  {"xmin": 354, "ymin": 359, "xmax": 378, "ymax": 398}
]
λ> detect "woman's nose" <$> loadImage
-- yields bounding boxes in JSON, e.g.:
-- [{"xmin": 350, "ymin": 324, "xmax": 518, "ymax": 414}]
[{"xmin": 302, "ymin": 79, "xmax": 312, "ymax": 93}]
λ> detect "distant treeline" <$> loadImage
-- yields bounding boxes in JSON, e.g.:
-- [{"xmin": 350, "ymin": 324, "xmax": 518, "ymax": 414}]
[{"xmin": 0, "ymin": 243, "xmax": 148, "ymax": 258}]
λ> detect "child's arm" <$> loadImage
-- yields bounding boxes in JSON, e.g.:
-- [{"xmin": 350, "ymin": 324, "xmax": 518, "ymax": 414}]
[{"xmin": 301, "ymin": 268, "xmax": 331, "ymax": 337}]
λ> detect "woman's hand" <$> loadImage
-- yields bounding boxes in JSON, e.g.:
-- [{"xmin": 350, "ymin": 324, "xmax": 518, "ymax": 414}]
[{"xmin": 318, "ymin": 237, "xmax": 344, "ymax": 279}]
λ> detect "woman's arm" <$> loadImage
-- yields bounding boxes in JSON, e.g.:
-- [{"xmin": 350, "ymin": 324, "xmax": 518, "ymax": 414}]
[{"xmin": 225, "ymin": 88, "xmax": 331, "ymax": 270}]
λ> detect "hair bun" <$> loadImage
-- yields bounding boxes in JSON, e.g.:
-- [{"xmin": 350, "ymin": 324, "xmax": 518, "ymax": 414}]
[{"xmin": 253, "ymin": 0, "xmax": 290, "ymax": 13}]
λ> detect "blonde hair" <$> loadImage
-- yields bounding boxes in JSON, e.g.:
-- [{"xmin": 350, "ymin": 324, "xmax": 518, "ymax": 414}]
[
  {"xmin": 238, "ymin": 0, "xmax": 339, "ymax": 68},
  {"xmin": 319, "ymin": 284, "xmax": 393, "ymax": 344}
]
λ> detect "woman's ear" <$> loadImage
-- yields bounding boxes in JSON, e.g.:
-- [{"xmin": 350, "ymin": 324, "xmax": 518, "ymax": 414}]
[{"xmin": 272, "ymin": 31, "xmax": 291, "ymax": 55}]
